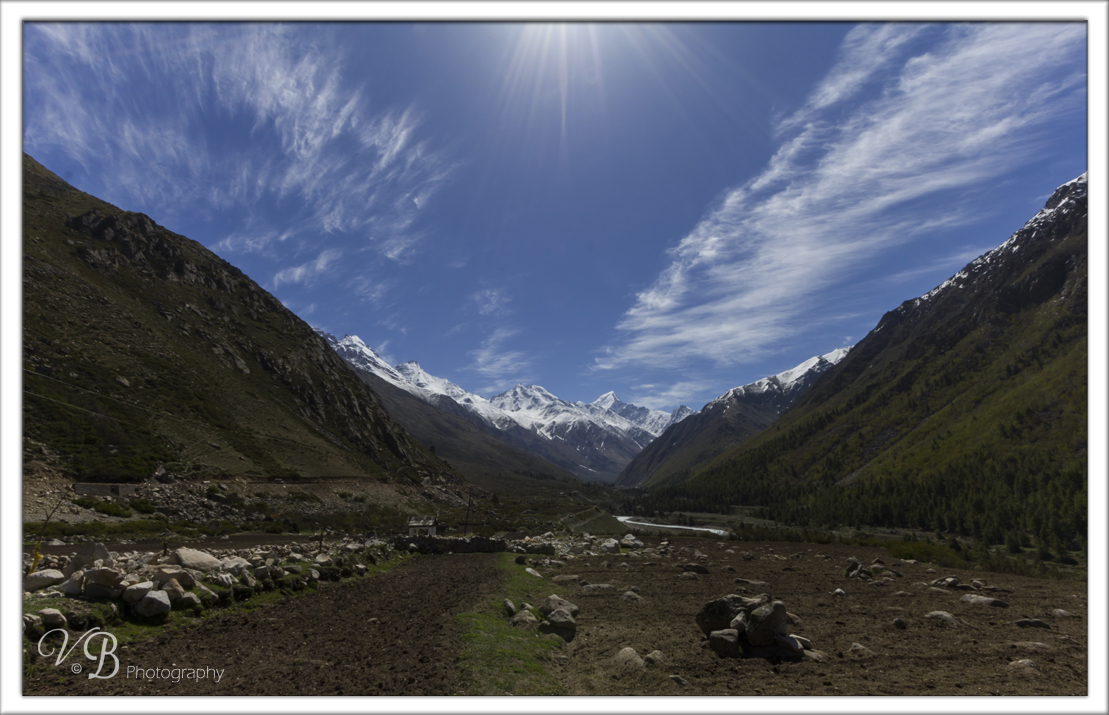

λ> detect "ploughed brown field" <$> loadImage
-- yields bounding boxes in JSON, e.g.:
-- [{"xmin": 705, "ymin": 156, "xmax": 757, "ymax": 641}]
[{"xmin": 23, "ymin": 538, "xmax": 1087, "ymax": 697}]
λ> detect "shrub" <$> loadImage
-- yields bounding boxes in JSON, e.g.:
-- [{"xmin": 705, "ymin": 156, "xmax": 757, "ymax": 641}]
[{"xmin": 129, "ymin": 498, "xmax": 157, "ymax": 514}]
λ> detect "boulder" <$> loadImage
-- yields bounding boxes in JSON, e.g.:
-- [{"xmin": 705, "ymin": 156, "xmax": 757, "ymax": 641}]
[
  {"xmin": 599, "ymin": 539, "xmax": 621, "ymax": 555},
  {"xmin": 173, "ymin": 547, "xmax": 222, "ymax": 573},
  {"xmin": 709, "ymin": 629, "xmax": 742, "ymax": 658},
  {"xmin": 511, "ymin": 610, "xmax": 538, "ymax": 629},
  {"xmin": 745, "ymin": 601, "xmax": 789, "ymax": 647},
  {"xmin": 503, "ymin": 599, "xmax": 517, "ymax": 616},
  {"xmin": 63, "ymin": 543, "xmax": 110, "ymax": 577},
  {"xmin": 1015, "ymin": 619, "xmax": 1051, "ymax": 629},
  {"xmin": 1007, "ymin": 659, "xmax": 1043, "ymax": 677},
  {"xmin": 924, "ymin": 611, "xmax": 961, "ymax": 628},
  {"xmin": 580, "ymin": 583, "xmax": 612, "ymax": 594},
  {"xmin": 134, "ymin": 590, "xmax": 172, "ymax": 618},
  {"xmin": 682, "ymin": 563, "xmax": 709, "ymax": 574},
  {"xmin": 545, "ymin": 608, "xmax": 577, "ymax": 630},
  {"xmin": 178, "ymin": 592, "xmax": 202, "ymax": 609},
  {"xmin": 58, "ymin": 572, "xmax": 85, "ymax": 597},
  {"xmin": 695, "ymin": 593, "xmax": 770, "ymax": 636},
  {"xmin": 122, "ymin": 581, "xmax": 155, "ymax": 604},
  {"xmin": 539, "ymin": 595, "xmax": 579, "ymax": 618},
  {"xmin": 643, "ymin": 650, "xmax": 666, "ymax": 667},
  {"xmin": 23, "ymin": 614, "xmax": 43, "ymax": 636},
  {"xmin": 210, "ymin": 573, "xmax": 235, "ymax": 588},
  {"xmin": 23, "ymin": 569, "xmax": 66, "ymax": 591},
  {"xmin": 153, "ymin": 566, "xmax": 195, "ymax": 590},
  {"xmin": 613, "ymin": 647, "xmax": 645, "ymax": 670},
  {"xmin": 525, "ymin": 568, "xmax": 543, "ymax": 579},
  {"xmin": 38, "ymin": 608, "xmax": 67, "ymax": 630},
  {"xmin": 960, "ymin": 593, "xmax": 1009, "ymax": 608},
  {"xmin": 620, "ymin": 534, "xmax": 644, "ymax": 549},
  {"xmin": 83, "ymin": 567, "xmax": 124, "ymax": 588},
  {"xmin": 162, "ymin": 578, "xmax": 187, "ymax": 605}
]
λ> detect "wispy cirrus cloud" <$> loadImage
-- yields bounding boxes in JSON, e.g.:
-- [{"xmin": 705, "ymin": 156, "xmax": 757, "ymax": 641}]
[
  {"xmin": 23, "ymin": 23, "xmax": 452, "ymax": 272},
  {"xmin": 471, "ymin": 288, "xmax": 511, "ymax": 316},
  {"xmin": 272, "ymin": 249, "xmax": 342, "ymax": 288},
  {"xmin": 628, "ymin": 380, "xmax": 713, "ymax": 411},
  {"xmin": 467, "ymin": 328, "xmax": 532, "ymax": 394},
  {"xmin": 596, "ymin": 23, "xmax": 1086, "ymax": 372}
]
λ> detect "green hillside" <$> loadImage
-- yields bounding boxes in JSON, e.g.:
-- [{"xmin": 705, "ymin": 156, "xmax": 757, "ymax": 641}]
[{"xmin": 630, "ymin": 175, "xmax": 1088, "ymax": 556}]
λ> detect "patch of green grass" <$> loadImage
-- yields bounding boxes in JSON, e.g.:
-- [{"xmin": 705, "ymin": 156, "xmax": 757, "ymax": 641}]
[{"xmin": 454, "ymin": 553, "xmax": 566, "ymax": 696}]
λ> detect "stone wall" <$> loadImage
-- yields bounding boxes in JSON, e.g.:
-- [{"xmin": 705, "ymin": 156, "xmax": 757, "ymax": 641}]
[
  {"xmin": 74, "ymin": 483, "xmax": 137, "ymax": 498},
  {"xmin": 393, "ymin": 534, "xmax": 506, "ymax": 555}
]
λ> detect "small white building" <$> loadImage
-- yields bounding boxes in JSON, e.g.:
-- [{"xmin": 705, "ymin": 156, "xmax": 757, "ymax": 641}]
[{"xmin": 407, "ymin": 516, "xmax": 438, "ymax": 537}]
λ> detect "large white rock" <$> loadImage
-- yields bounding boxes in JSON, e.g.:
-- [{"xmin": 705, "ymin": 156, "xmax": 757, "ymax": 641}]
[
  {"xmin": 599, "ymin": 539, "xmax": 621, "ymax": 555},
  {"xmin": 173, "ymin": 547, "xmax": 222, "ymax": 573},
  {"xmin": 134, "ymin": 590, "xmax": 171, "ymax": 618},
  {"xmin": 23, "ymin": 569, "xmax": 65, "ymax": 591},
  {"xmin": 122, "ymin": 581, "xmax": 155, "ymax": 604}
]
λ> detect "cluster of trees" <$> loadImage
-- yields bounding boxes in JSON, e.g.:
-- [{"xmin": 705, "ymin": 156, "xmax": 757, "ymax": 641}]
[{"xmin": 629, "ymin": 443, "xmax": 1086, "ymax": 558}]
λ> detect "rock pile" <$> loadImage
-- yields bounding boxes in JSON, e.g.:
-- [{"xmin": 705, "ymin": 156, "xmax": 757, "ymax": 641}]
[
  {"xmin": 696, "ymin": 593, "xmax": 819, "ymax": 660},
  {"xmin": 22, "ymin": 537, "xmax": 395, "ymax": 632}
]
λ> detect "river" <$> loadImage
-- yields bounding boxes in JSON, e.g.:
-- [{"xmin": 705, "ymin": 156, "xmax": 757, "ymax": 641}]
[{"xmin": 614, "ymin": 515, "xmax": 731, "ymax": 538}]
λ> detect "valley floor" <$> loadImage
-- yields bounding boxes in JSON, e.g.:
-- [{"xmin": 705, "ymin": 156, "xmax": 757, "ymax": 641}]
[{"xmin": 22, "ymin": 539, "xmax": 1088, "ymax": 698}]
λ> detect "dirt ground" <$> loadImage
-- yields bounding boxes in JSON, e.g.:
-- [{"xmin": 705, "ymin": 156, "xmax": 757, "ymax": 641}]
[
  {"xmin": 22, "ymin": 537, "xmax": 1088, "ymax": 697},
  {"xmin": 23, "ymin": 552, "xmax": 502, "ymax": 696}
]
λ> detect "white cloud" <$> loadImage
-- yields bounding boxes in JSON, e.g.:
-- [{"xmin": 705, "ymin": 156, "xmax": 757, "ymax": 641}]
[
  {"xmin": 273, "ymin": 249, "xmax": 342, "ymax": 288},
  {"xmin": 467, "ymin": 328, "xmax": 532, "ymax": 394},
  {"xmin": 598, "ymin": 23, "xmax": 1086, "ymax": 372},
  {"xmin": 22, "ymin": 23, "xmax": 451, "ymax": 274},
  {"xmin": 628, "ymin": 380, "xmax": 713, "ymax": 411}
]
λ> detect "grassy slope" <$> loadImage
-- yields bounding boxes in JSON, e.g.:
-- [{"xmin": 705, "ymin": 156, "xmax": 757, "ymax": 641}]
[
  {"xmin": 618, "ymin": 397, "xmax": 780, "ymax": 491},
  {"xmin": 22, "ymin": 154, "xmax": 449, "ymax": 486}
]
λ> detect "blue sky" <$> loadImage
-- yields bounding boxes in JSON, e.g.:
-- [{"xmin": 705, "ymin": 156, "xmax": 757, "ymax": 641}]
[{"xmin": 21, "ymin": 20, "xmax": 1089, "ymax": 411}]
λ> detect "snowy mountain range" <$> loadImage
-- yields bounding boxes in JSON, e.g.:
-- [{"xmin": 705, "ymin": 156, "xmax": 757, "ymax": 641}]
[
  {"xmin": 317, "ymin": 331, "xmax": 695, "ymax": 481},
  {"xmin": 321, "ymin": 330, "xmax": 850, "ymax": 485}
]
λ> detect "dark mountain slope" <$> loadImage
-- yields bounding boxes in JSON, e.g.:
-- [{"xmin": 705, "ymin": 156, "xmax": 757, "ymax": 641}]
[
  {"xmin": 616, "ymin": 349, "xmax": 847, "ymax": 490},
  {"xmin": 22, "ymin": 153, "xmax": 464, "ymax": 502},
  {"xmin": 634, "ymin": 174, "xmax": 1088, "ymax": 550}
]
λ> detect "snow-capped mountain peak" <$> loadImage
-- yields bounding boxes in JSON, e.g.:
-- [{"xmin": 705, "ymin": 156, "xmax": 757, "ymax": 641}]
[
  {"xmin": 708, "ymin": 346, "xmax": 851, "ymax": 410},
  {"xmin": 593, "ymin": 391, "xmax": 622, "ymax": 411}
]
